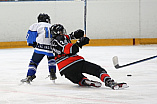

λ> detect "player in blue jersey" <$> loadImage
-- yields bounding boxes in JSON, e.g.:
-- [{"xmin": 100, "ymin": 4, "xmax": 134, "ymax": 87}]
[{"xmin": 21, "ymin": 13, "xmax": 57, "ymax": 84}]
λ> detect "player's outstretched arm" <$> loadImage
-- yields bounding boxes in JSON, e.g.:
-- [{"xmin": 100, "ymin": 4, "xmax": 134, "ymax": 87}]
[{"xmin": 75, "ymin": 37, "xmax": 90, "ymax": 48}]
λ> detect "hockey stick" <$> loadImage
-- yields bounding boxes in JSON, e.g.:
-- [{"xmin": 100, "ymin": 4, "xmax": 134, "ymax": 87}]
[
  {"xmin": 84, "ymin": 0, "xmax": 87, "ymax": 36},
  {"xmin": 113, "ymin": 55, "xmax": 157, "ymax": 69}
]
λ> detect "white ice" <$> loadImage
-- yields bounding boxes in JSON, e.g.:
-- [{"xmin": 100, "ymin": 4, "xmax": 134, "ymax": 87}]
[{"xmin": 0, "ymin": 45, "xmax": 157, "ymax": 104}]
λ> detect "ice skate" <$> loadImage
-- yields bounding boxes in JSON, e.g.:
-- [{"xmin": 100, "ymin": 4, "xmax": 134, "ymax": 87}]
[
  {"xmin": 49, "ymin": 69, "xmax": 57, "ymax": 80},
  {"xmin": 21, "ymin": 75, "xmax": 36, "ymax": 84},
  {"xmin": 105, "ymin": 79, "xmax": 129, "ymax": 90},
  {"xmin": 83, "ymin": 79, "xmax": 102, "ymax": 87}
]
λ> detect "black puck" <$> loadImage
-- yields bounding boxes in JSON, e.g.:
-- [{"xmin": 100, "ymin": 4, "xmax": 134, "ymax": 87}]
[{"xmin": 127, "ymin": 74, "xmax": 132, "ymax": 76}]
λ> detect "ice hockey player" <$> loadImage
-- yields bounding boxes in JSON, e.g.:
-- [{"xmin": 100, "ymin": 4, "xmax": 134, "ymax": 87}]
[
  {"xmin": 50, "ymin": 24, "xmax": 128, "ymax": 90},
  {"xmin": 21, "ymin": 13, "xmax": 57, "ymax": 84}
]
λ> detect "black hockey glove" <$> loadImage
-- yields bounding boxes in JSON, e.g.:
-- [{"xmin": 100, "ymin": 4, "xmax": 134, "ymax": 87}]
[
  {"xmin": 74, "ymin": 29, "xmax": 84, "ymax": 39},
  {"xmin": 28, "ymin": 42, "xmax": 37, "ymax": 48},
  {"xmin": 75, "ymin": 37, "xmax": 90, "ymax": 48},
  {"xmin": 69, "ymin": 29, "xmax": 84, "ymax": 39}
]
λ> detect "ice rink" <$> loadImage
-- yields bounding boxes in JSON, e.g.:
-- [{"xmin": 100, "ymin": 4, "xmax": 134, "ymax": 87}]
[{"xmin": 0, "ymin": 45, "xmax": 157, "ymax": 104}]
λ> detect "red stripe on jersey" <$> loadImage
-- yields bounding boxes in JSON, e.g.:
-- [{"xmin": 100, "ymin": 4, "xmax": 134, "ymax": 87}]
[
  {"xmin": 55, "ymin": 54, "xmax": 66, "ymax": 60},
  {"xmin": 65, "ymin": 35, "xmax": 70, "ymax": 40},
  {"xmin": 57, "ymin": 55, "xmax": 84, "ymax": 71},
  {"xmin": 64, "ymin": 43, "xmax": 73, "ymax": 54},
  {"xmin": 100, "ymin": 73, "xmax": 110, "ymax": 82}
]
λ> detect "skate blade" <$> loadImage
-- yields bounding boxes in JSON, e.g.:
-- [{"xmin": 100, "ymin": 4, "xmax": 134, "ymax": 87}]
[
  {"xmin": 52, "ymin": 80, "xmax": 55, "ymax": 84},
  {"xmin": 19, "ymin": 79, "xmax": 31, "ymax": 85},
  {"xmin": 19, "ymin": 81, "xmax": 31, "ymax": 86},
  {"xmin": 90, "ymin": 82, "xmax": 102, "ymax": 87},
  {"xmin": 113, "ymin": 84, "xmax": 129, "ymax": 90},
  {"xmin": 94, "ymin": 82, "xmax": 102, "ymax": 87}
]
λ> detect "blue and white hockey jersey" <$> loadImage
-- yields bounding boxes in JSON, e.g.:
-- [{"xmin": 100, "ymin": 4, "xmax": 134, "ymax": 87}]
[{"xmin": 26, "ymin": 22, "xmax": 54, "ymax": 56}]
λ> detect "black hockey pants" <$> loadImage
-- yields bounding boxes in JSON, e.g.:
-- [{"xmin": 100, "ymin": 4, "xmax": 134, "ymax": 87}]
[{"xmin": 62, "ymin": 60, "xmax": 107, "ymax": 84}]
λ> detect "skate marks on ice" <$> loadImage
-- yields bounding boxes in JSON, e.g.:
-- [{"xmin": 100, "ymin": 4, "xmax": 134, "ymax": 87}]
[
  {"xmin": 1, "ymin": 81, "xmax": 131, "ymax": 104},
  {"xmin": 1, "ymin": 46, "xmax": 157, "ymax": 104}
]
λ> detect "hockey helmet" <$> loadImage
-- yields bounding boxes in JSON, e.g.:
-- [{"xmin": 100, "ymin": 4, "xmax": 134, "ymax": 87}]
[
  {"xmin": 50, "ymin": 24, "xmax": 66, "ymax": 38},
  {"xmin": 37, "ymin": 13, "xmax": 50, "ymax": 23}
]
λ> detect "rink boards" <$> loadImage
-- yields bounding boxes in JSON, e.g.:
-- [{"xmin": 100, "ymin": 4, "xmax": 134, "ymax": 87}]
[{"xmin": 1, "ymin": 38, "xmax": 157, "ymax": 49}]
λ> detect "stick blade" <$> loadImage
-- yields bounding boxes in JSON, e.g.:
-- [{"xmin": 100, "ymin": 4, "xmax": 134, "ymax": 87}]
[{"xmin": 112, "ymin": 56, "xmax": 120, "ymax": 69}]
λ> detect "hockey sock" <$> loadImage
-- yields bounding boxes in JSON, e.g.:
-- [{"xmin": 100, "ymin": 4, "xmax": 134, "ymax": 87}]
[
  {"xmin": 78, "ymin": 77, "xmax": 88, "ymax": 86},
  {"xmin": 100, "ymin": 73, "xmax": 111, "ymax": 82},
  {"xmin": 27, "ymin": 60, "xmax": 38, "ymax": 76},
  {"xmin": 48, "ymin": 58, "xmax": 56, "ymax": 73}
]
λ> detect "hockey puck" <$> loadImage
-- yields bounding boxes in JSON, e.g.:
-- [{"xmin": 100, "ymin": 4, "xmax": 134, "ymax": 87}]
[{"xmin": 127, "ymin": 74, "xmax": 132, "ymax": 76}]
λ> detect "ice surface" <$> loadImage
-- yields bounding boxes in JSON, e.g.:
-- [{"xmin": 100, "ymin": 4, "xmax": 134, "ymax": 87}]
[{"xmin": 0, "ymin": 45, "xmax": 157, "ymax": 104}]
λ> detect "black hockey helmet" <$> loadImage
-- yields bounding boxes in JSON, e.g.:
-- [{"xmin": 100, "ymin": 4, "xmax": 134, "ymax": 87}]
[
  {"xmin": 50, "ymin": 24, "xmax": 66, "ymax": 38},
  {"xmin": 37, "ymin": 13, "xmax": 50, "ymax": 23}
]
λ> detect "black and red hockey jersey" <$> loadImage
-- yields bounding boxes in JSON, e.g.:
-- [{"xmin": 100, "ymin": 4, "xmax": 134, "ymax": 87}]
[{"xmin": 51, "ymin": 34, "xmax": 84, "ymax": 74}]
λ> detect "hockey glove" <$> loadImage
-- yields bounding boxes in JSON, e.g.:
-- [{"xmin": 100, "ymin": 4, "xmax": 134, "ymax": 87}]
[
  {"xmin": 28, "ymin": 42, "xmax": 37, "ymax": 48},
  {"xmin": 75, "ymin": 37, "xmax": 90, "ymax": 48},
  {"xmin": 74, "ymin": 29, "xmax": 84, "ymax": 39},
  {"xmin": 69, "ymin": 29, "xmax": 84, "ymax": 39}
]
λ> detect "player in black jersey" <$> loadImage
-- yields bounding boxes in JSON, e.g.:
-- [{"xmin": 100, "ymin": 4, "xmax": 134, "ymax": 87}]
[{"xmin": 50, "ymin": 24, "xmax": 128, "ymax": 90}]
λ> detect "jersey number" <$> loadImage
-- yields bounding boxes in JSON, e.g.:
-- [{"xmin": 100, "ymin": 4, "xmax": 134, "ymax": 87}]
[{"xmin": 45, "ymin": 27, "xmax": 52, "ymax": 38}]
